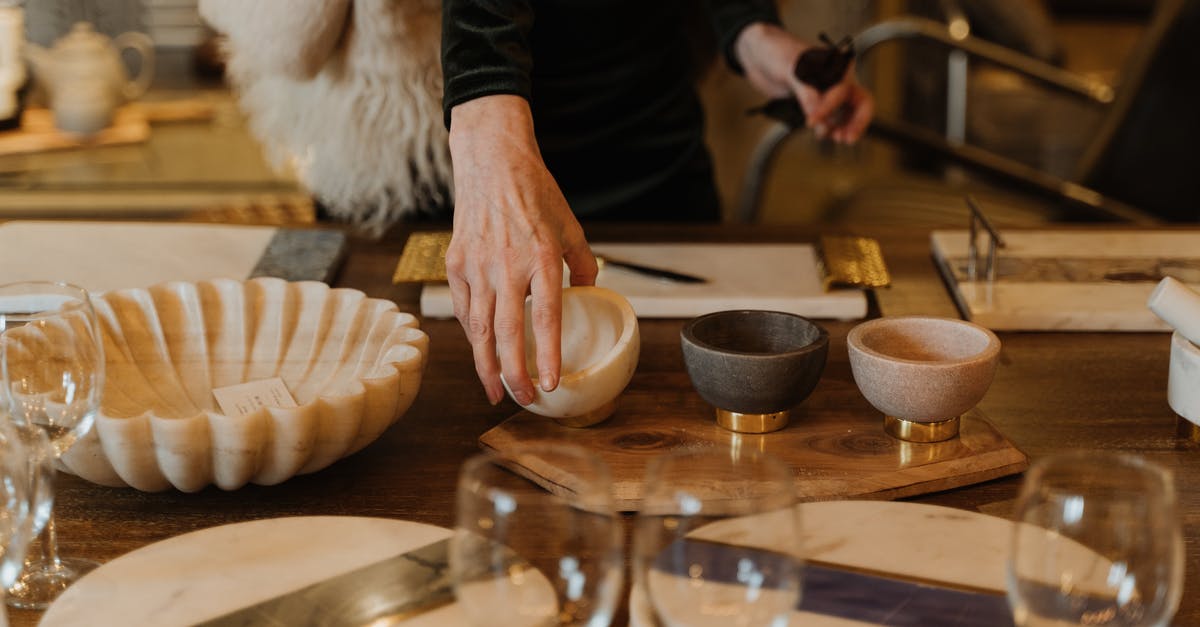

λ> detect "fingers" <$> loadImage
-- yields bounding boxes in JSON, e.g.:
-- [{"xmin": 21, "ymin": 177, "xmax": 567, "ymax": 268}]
[
  {"xmin": 833, "ymin": 86, "xmax": 874, "ymax": 144},
  {"xmin": 794, "ymin": 79, "xmax": 874, "ymax": 145},
  {"xmin": 562, "ymin": 227, "xmax": 599, "ymax": 287},
  {"xmin": 449, "ymin": 270, "xmax": 506, "ymax": 406},
  {"xmin": 529, "ymin": 260, "xmax": 563, "ymax": 393},
  {"xmin": 494, "ymin": 281, "xmax": 534, "ymax": 406}
]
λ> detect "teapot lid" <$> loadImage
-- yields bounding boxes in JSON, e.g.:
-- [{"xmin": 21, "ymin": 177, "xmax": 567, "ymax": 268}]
[{"xmin": 53, "ymin": 22, "xmax": 113, "ymax": 53}]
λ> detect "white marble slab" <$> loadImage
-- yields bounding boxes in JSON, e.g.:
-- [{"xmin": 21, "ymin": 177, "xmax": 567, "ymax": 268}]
[
  {"xmin": 0, "ymin": 221, "xmax": 276, "ymax": 294},
  {"xmin": 421, "ymin": 243, "xmax": 867, "ymax": 321},
  {"xmin": 40, "ymin": 516, "xmax": 459, "ymax": 627},
  {"xmin": 931, "ymin": 230, "xmax": 1200, "ymax": 331},
  {"xmin": 631, "ymin": 500, "xmax": 1108, "ymax": 627}
]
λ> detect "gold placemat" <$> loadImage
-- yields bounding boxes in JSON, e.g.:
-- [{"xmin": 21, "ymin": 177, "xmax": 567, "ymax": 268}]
[
  {"xmin": 819, "ymin": 235, "xmax": 892, "ymax": 289},
  {"xmin": 392, "ymin": 231, "xmax": 452, "ymax": 283}
]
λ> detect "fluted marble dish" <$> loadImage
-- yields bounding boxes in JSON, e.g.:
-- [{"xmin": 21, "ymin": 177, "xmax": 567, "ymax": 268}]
[
  {"xmin": 58, "ymin": 278, "xmax": 428, "ymax": 492},
  {"xmin": 505, "ymin": 286, "xmax": 639, "ymax": 427}
]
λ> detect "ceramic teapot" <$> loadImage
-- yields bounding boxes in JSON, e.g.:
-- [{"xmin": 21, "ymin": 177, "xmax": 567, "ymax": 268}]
[{"xmin": 25, "ymin": 22, "xmax": 154, "ymax": 135}]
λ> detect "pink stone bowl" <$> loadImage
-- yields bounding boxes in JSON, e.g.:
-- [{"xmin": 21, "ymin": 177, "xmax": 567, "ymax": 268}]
[{"xmin": 847, "ymin": 316, "xmax": 1000, "ymax": 436}]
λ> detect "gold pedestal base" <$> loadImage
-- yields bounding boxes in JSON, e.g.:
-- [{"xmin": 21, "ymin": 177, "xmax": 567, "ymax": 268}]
[
  {"xmin": 884, "ymin": 415, "xmax": 960, "ymax": 443},
  {"xmin": 552, "ymin": 400, "xmax": 617, "ymax": 428},
  {"xmin": 716, "ymin": 409, "xmax": 790, "ymax": 434}
]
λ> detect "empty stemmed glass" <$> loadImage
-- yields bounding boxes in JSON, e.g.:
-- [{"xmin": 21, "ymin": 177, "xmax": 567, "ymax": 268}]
[
  {"xmin": 0, "ymin": 419, "xmax": 50, "ymax": 594},
  {"xmin": 1007, "ymin": 452, "xmax": 1184, "ymax": 627},
  {"xmin": 0, "ymin": 281, "xmax": 105, "ymax": 610},
  {"xmin": 632, "ymin": 448, "xmax": 801, "ymax": 627},
  {"xmin": 450, "ymin": 444, "xmax": 623, "ymax": 626},
  {"xmin": 0, "ymin": 419, "xmax": 33, "ymax": 583}
]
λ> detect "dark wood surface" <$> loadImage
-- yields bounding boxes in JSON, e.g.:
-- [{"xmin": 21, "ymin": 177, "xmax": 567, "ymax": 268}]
[{"xmin": 14, "ymin": 223, "xmax": 1197, "ymax": 626}]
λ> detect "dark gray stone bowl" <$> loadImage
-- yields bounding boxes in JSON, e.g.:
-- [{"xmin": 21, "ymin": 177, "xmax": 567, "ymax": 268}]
[{"xmin": 680, "ymin": 310, "xmax": 829, "ymax": 415}]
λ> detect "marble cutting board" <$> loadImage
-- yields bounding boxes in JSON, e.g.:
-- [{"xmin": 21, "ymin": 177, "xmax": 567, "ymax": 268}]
[
  {"xmin": 421, "ymin": 243, "xmax": 868, "ymax": 320},
  {"xmin": 931, "ymin": 229, "xmax": 1200, "ymax": 331},
  {"xmin": 42, "ymin": 503, "xmax": 1045, "ymax": 626},
  {"xmin": 0, "ymin": 220, "xmax": 345, "ymax": 292}
]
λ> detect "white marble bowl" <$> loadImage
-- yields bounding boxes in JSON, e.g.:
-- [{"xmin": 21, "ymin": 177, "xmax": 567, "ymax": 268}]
[
  {"xmin": 1169, "ymin": 331, "xmax": 1200, "ymax": 425},
  {"xmin": 847, "ymin": 316, "xmax": 1000, "ymax": 442},
  {"xmin": 506, "ymin": 287, "xmax": 639, "ymax": 427},
  {"xmin": 59, "ymin": 278, "xmax": 428, "ymax": 492}
]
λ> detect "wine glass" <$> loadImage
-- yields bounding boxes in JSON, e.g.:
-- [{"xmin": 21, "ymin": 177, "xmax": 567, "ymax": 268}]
[
  {"xmin": 0, "ymin": 418, "xmax": 51, "ymax": 592},
  {"xmin": 632, "ymin": 448, "xmax": 801, "ymax": 627},
  {"xmin": 0, "ymin": 281, "xmax": 105, "ymax": 610},
  {"xmin": 450, "ymin": 444, "xmax": 623, "ymax": 626},
  {"xmin": 1007, "ymin": 451, "xmax": 1184, "ymax": 627},
  {"xmin": 0, "ymin": 413, "xmax": 53, "ymax": 627}
]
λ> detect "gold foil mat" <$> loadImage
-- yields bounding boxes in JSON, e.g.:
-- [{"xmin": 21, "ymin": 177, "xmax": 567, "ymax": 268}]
[
  {"xmin": 818, "ymin": 235, "xmax": 892, "ymax": 289},
  {"xmin": 392, "ymin": 231, "xmax": 452, "ymax": 283}
]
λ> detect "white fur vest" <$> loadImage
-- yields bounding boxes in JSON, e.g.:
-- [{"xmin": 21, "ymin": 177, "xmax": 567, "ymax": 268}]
[{"xmin": 199, "ymin": 0, "xmax": 451, "ymax": 233}]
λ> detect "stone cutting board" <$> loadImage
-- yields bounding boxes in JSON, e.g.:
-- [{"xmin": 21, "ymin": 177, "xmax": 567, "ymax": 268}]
[
  {"xmin": 931, "ymin": 229, "xmax": 1200, "ymax": 331},
  {"xmin": 479, "ymin": 378, "xmax": 1028, "ymax": 512},
  {"xmin": 0, "ymin": 220, "xmax": 345, "ymax": 292},
  {"xmin": 421, "ymin": 243, "xmax": 868, "ymax": 320}
]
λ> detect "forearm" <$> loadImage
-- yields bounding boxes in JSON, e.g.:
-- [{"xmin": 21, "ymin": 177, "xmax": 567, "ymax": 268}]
[
  {"xmin": 449, "ymin": 95, "xmax": 537, "ymax": 161},
  {"xmin": 441, "ymin": 0, "xmax": 535, "ymax": 129},
  {"xmin": 703, "ymin": 0, "xmax": 781, "ymax": 73}
]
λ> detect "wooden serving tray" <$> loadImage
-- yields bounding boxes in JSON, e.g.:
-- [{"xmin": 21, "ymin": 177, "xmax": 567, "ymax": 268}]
[{"xmin": 480, "ymin": 377, "xmax": 1028, "ymax": 512}]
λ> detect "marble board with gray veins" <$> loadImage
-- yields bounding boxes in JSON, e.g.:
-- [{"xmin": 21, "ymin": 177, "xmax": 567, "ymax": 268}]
[{"xmin": 932, "ymin": 229, "xmax": 1200, "ymax": 331}]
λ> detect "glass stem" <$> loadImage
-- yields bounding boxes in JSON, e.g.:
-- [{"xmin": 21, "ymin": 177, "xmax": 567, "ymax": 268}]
[{"xmin": 39, "ymin": 516, "xmax": 62, "ymax": 571}]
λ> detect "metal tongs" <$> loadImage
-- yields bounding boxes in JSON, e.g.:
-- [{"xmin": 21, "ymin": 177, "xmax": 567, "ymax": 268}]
[{"xmin": 965, "ymin": 195, "xmax": 1006, "ymax": 284}]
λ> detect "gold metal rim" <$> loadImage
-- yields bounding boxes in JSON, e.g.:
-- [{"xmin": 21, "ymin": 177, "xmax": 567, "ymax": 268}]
[
  {"xmin": 551, "ymin": 400, "xmax": 617, "ymax": 428},
  {"xmin": 884, "ymin": 415, "xmax": 961, "ymax": 443},
  {"xmin": 716, "ymin": 409, "xmax": 790, "ymax": 434}
]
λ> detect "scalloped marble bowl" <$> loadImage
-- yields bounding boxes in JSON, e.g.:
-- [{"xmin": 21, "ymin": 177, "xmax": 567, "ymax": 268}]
[
  {"xmin": 58, "ymin": 278, "xmax": 428, "ymax": 492},
  {"xmin": 505, "ymin": 286, "xmax": 639, "ymax": 427},
  {"xmin": 847, "ymin": 316, "xmax": 1000, "ymax": 443}
]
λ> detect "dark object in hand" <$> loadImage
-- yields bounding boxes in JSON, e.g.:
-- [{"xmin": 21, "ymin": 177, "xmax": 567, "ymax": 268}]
[
  {"xmin": 794, "ymin": 33, "xmax": 855, "ymax": 92},
  {"xmin": 746, "ymin": 33, "xmax": 855, "ymax": 129}
]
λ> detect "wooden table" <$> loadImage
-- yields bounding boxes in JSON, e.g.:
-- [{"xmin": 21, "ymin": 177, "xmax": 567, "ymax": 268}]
[{"xmin": 13, "ymin": 223, "xmax": 1196, "ymax": 626}]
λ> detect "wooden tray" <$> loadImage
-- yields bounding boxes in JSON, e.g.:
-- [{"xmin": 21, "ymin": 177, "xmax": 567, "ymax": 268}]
[
  {"xmin": 0, "ymin": 106, "xmax": 149, "ymax": 156},
  {"xmin": 479, "ymin": 375, "xmax": 1028, "ymax": 511}
]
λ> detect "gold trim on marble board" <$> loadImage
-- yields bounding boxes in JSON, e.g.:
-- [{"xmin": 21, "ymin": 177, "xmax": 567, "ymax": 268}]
[
  {"xmin": 818, "ymin": 235, "xmax": 892, "ymax": 289},
  {"xmin": 885, "ymin": 415, "xmax": 961, "ymax": 443},
  {"xmin": 716, "ymin": 409, "xmax": 790, "ymax": 434},
  {"xmin": 392, "ymin": 231, "xmax": 452, "ymax": 283}
]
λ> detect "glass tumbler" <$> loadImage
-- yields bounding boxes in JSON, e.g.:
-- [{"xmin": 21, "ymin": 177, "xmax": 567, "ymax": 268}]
[
  {"xmin": 633, "ymin": 448, "xmax": 801, "ymax": 627},
  {"xmin": 1008, "ymin": 452, "xmax": 1184, "ymax": 627},
  {"xmin": 450, "ymin": 444, "xmax": 623, "ymax": 627}
]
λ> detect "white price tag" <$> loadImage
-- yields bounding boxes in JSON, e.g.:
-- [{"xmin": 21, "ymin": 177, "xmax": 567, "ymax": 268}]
[{"xmin": 212, "ymin": 377, "xmax": 298, "ymax": 417}]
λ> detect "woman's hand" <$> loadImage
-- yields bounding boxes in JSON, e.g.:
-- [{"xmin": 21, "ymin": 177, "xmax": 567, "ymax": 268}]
[
  {"xmin": 446, "ymin": 95, "xmax": 599, "ymax": 406},
  {"xmin": 735, "ymin": 22, "xmax": 874, "ymax": 144}
]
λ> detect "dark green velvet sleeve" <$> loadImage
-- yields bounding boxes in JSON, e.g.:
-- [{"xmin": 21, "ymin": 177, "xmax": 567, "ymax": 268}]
[
  {"xmin": 704, "ymin": 0, "xmax": 782, "ymax": 74},
  {"xmin": 441, "ymin": 0, "xmax": 535, "ymax": 129}
]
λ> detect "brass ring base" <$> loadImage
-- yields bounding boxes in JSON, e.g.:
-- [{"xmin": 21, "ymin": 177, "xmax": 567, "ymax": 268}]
[
  {"xmin": 551, "ymin": 400, "xmax": 617, "ymax": 428},
  {"xmin": 884, "ymin": 415, "xmax": 960, "ymax": 443},
  {"xmin": 716, "ymin": 409, "xmax": 790, "ymax": 434}
]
